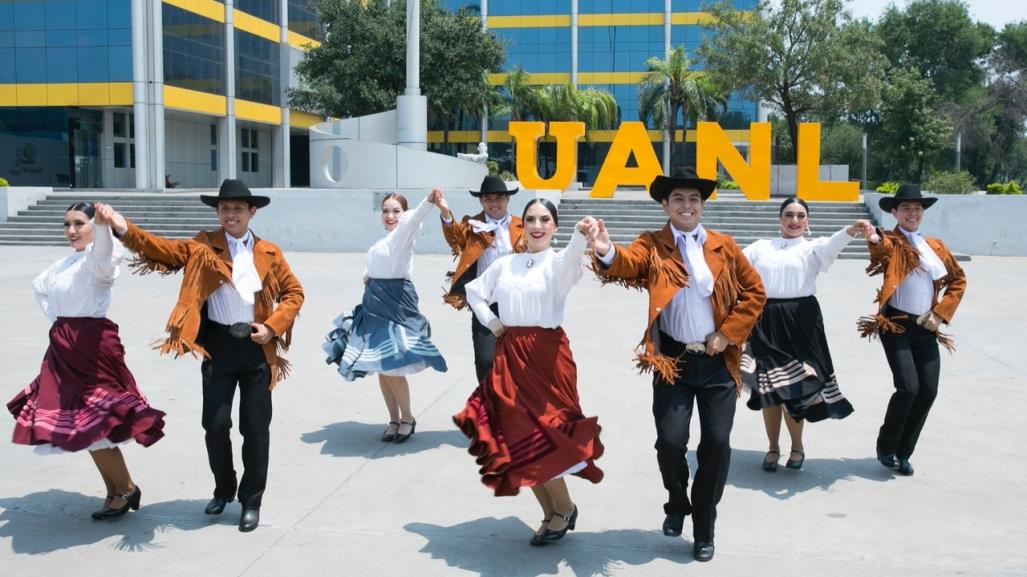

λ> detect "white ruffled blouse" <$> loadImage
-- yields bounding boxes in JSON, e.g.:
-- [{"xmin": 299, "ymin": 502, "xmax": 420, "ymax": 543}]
[
  {"xmin": 32, "ymin": 223, "xmax": 124, "ymax": 322},
  {"xmin": 742, "ymin": 227, "xmax": 854, "ymax": 299}
]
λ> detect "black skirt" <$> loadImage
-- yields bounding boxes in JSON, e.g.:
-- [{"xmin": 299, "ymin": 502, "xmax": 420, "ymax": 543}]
[{"xmin": 741, "ymin": 296, "xmax": 853, "ymax": 422}]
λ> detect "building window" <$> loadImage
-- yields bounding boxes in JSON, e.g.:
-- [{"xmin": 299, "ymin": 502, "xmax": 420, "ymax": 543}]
[
  {"xmin": 114, "ymin": 142, "xmax": 126, "ymax": 168},
  {"xmin": 210, "ymin": 124, "xmax": 218, "ymax": 171},
  {"xmin": 112, "ymin": 111, "xmax": 134, "ymax": 169},
  {"xmin": 240, "ymin": 127, "xmax": 259, "ymax": 173},
  {"xmin": 288, "ymin": 0, "xmax": 322, "ymax": 39},
  {"xmin": 162, "ymin": 4, "xmax": 226, "ymax": 95},
  {"xmin": 236, "ymin": 30, "xmax": 280, "ymax": 105},
  {"xmin": 236, "ymin": 0, "xmax": 280, "ymax": 24}
]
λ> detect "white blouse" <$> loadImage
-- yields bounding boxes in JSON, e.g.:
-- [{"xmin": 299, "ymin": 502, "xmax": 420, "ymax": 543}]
[
  {"xmin": 363, "ymin": 197, "xmax": 435, "ymax": 280},
  {"xmin": 742, "ymin": 227, "xmax": 854, "ymax": 299},
  {"xmin": 466, "ymin": 229, "xmax": 587, "ymax": 329},
  {"xmin": 32, "ymin": 223, "xmax": 124, "ymax": 323}
]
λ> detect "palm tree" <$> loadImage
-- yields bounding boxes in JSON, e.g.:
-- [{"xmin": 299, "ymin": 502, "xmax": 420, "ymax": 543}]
[
  {"xmin": 528, "ymin": 83, "xmax": 619, "ymax": 177},
  {"xmin": 638, "ymin": 46, "xmax": 726, "ymax": 168}
]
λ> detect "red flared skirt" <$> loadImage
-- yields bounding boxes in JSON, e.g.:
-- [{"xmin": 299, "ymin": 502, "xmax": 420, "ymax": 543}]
[
  {"xmin": 8, "ymin": 317, "xmax": 166, "ymax": 451},
  {"xmin": 453, "ymin": 326, "xmax": 603, "ymax": 496}
]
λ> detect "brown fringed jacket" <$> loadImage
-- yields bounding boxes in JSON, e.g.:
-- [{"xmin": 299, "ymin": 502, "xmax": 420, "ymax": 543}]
[
  {"xmin": 593, "ymin": 224, "xmax": 766, "ymax": 390},
  {"xmin": 119, "ymin": 221, "xmax": 305, "ymax": 389},
  {"xmin": 441, "ymin": 212, "xmax": 525, "ymax": 309},
  {"xmin": 858, "ymin": 226, "xmax": 966, "ymax": 351}
]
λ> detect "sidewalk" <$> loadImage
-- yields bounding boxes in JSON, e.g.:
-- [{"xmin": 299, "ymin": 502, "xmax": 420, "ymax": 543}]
[{"xmin": 1, "ymin": 246, "xmax": 1023, "ymax": 577}]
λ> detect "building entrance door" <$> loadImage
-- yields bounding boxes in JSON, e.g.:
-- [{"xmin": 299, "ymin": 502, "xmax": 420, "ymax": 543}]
[{"xmin": 69, "ymin": 116, "xmax": 103, "ymax": 188}]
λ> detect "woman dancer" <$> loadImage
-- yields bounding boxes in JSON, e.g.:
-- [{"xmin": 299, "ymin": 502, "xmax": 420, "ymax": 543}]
[
  {"xmin": 453, "ymin": 199, "xmax": 603, "ymax": 547},
  {"xmin": 7, "ymin": 202, "xmax": 165, "ymax": 518},
  {"xmin": 742, "ymin": 197, "xmax": 873, "ymax": 471},
  {"xmin": 325, "ymin": 189, "xmax": 448, "ymax": 443}
]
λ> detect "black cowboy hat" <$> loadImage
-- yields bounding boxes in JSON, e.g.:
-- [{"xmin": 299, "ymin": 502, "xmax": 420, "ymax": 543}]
[
  {"xmin": 879, "ymin": 183, "xmax": 937, "ymax": 212},
  {"xmin": 649, "ymin": 167, "xmax": 717, "ymax": 203},
  {"xmin": 470, "ymin": 175, "xmax": 518, "ymax": 197},
  {"xmin": 200, "ymin": 179, "xmax": 271, "ymax": 208}
]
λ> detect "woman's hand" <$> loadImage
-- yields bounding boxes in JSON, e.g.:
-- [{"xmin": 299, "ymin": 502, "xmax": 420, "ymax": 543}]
[
  {"xmin": 575, "ymin": 216, "xmax": 596, "ymax": 237},
  {"xmin": 847, "ymin": 219, "xmax": 876, "ymax": 239},
  {"xmin": 589, "ymin": 218, "xmax": 612, "ymax": 256},
  {"xmin": 95, "ymin": 203, "xmax": 127, "ymax": 235},
  {"xmin": 487, "ymin": 318, "xmax": 506, "ymax": 338}
]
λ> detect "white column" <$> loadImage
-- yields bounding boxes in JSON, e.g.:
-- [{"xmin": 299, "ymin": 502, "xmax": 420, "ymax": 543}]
[
  {"xmin": 662, "ymin": 0, "xmax": 671, "ymax": 173},
  {"xmin": 396, "ymin": 0, "xmax": 427, "ymax": 150},
  {"xmin": 220, "ymin": 0, "xmax": 237, "ymax": 181},
  {"xmin": 480, "ymin": 0, "xmax": 488, "ymax": 145},
  {"xmin": 147, "ymin": 0, "xmax": 165, "ymax": 189},
  {"xmin": 274, "ymin": 0, "xmax": 290, "ymax": 187},
  {"xmin": 571, "ymin": 0, "xmax": 578, "ymax": 85},
  {"xmin": 131, "ymin": 0, "xmax": 149, "ymax": 189}
]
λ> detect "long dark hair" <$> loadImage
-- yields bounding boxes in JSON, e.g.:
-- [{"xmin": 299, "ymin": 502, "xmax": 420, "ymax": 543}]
[
  {"xmin": 778, "ymin": 197, "xmax": 809, "ymax": 216},
  {"xmin": 66, "ymin": 201, "xmax": 96, "ymax": 219},
  {"xmin": 522, "ymin": 198, "xmax": 559, "ymax": 226}
]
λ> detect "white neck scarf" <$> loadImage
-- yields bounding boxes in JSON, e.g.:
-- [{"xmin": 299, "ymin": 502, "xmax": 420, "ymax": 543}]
[
  {"xmin": 468, "ymin": 213, "xmax": 508, "ymax": 234},
  {"xmin": 674, "ymin": 224, "xmax": 714, "ymax": 297},
  {"xmin": 227, "ymin": 231, "xmax": 262, "ymax": 304},
  {"xmin": 902, "ymin": 229, "xmax": 947, "ymax": 281}
]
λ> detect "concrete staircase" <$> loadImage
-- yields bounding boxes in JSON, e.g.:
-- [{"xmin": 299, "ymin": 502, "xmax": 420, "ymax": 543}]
[
  {"xmin": 0, "ymin": 193, "xmax": 220, "ymax": 246},
  {"xmin": 555, "ymin": 196, "xmax": 875, "ymax": 260}
]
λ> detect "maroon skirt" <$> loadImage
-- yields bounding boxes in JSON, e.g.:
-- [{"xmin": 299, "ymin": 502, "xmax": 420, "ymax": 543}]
[
  {"xmin": 8, "ymin": 317, "xmax": 166, "ymax": 452},
  {"xmin": 453, "ymin": 326, "xmax": 603, "ymax": 496}
]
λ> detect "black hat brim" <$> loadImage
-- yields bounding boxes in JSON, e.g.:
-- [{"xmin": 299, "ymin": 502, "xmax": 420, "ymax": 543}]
[
  {"xmin": 470, "ymin": 188, "xmax": 518, "ymax": 197},
  {"xmin": 879, "ymin": 196, "xmax": 937, "ymax": 212},
  {"xmin": 200, "ymin": 195, "xmax": 271, "ymax": 208},
  {"xmin": 649, "ymin": 175, "xmax": 717, "ymax": 203}
]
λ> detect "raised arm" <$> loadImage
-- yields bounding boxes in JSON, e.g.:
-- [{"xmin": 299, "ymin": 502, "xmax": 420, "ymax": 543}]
[
  {"xmin": 811, "ymin": 223, "xmax": 863, "ymax": 272},
  {"xmin": 97, "ymin": 202, "xmax": 194, "ymax": 269},
  {"xmin": 552, "ymin": 219, "xmax": 590, "ymax": 294},
  {"xmin": 435, "ymin": 189, "xmax": 471, "ymax": 251},
  {"xmin": 83, "ymin": 220, "xmax": 123, "ymax": 284},
  {"xmin": 591, "ymin": 219, "xmax": 654, "ymax": 281},
  {"xmin": 390, "ymin": 193, "xmax": 437, "ymax": 250}
]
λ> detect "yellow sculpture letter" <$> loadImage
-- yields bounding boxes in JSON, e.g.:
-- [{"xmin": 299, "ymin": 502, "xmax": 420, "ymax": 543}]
[
  {"xmin": 509, "ymin": 121, "xmax": 585, "ymax": 190},
  {"xmin": 796, "ymin": 123, "xmax": 858, "ymax": 201},
  {"xmin": 696, "ymin": 122, "xmax": 771, "ymax": 200},
  {"xmin": 591, "ymin": 122, "xmax": 663, "ymax": 198}
]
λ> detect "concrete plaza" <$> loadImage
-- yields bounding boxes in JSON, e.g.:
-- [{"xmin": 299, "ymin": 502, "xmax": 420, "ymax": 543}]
[{"xmin": 0, "ymin": 245, "xmax": 1024, "ymax": 577}]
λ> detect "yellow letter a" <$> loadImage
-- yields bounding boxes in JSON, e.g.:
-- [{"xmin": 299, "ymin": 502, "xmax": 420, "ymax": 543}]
[{"xmin": 591, "ymin": 122, "xmax": 663, "ymax": 198}]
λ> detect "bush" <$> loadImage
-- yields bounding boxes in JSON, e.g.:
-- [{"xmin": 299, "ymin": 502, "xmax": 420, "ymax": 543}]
[
  {"xmin": 0, "ymin": 176, "xmax": 8, "ymax": 187},
  {"xmin": 986, "ymin": 181, "xmax": 1023, "ymax": 195},
  {"xmin": 486, "ymin": 160, "xmax": 499, "ymax": 175},
  {"xmin": 875, "ymin": 181, "xmax": 900, "ymax": 194},
  {"xmin": 924, "ymin": 170, "xmax": 977, "ymax": 194},
  {"xmin": 499, "ymin": 170, "xmax": 516, "ymax": 182},
  {"xmin": 717, "ymin": 177, "xmax": 739, "ymax": 189}
]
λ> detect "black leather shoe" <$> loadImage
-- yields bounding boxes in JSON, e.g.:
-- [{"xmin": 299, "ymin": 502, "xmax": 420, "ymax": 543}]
[
  {"xmin": 91, "ymin": 495, "xmax": 115, "ymax": 520},
  {"xmin": 382, "ymin": 421, "xmax": 399, "ymax": 442},
  {"xmin": 239, "ymin": 507, "xmax": 260, "ymax": 532},
  {"xmin": 205, "ymin": 497, "xmax": 231, "ymax": 515},
  {"xmin": 93, "ymin": 486, "xmax": 139, "ymax": 520},
  {"xmin": 876, "ymin": 448, "xmax": 898, "ymax": 469},
  {"xmin": 662, "ymin": 512, "xmax": 685, "ymax": 537},
  {"xmin": 540, "ymin": 505, "xmax": 577, "ymax": 542},
  {"xmin": 762, "ymin": 450, "xmax": 780, "ymax": 472},
  {"xmin": 393, "ymin": 419, "xmax": 417, "ymax": 444},
  {"xmin": 529, "ymin": 518, "xmax": 551, "ymax": 547},
  {"xmin": 693, "ymin": 542, "xmax": 715, "ymax": 562},
  {"xmin": 785, "ymin": 450, "xmax": 805, "ymax": 470},
  {"xmin": 897, "ymin": 458, "xmax": 914, "ymax": 476}
]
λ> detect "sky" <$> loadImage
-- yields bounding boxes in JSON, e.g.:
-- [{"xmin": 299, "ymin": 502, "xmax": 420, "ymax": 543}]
[{"xmin": 845, "ymin": 0, "xmax": 1024, "ymax": 30}]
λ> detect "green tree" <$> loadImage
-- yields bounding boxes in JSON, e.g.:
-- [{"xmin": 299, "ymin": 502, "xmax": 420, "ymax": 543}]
[
  {"xmin": 638, "ymin": 46, "xmax": 726, "ymax": 166},
  {"xmin": 699, "ymin": 0, "xmax": 887, "ymax": 154},
  {"xmin": 290, "ymin": 0, "xmax": 504, "ymax": 123},
  {"xmin": 876, "ymin": 68, "xmax": 952, "ymax": 182}
]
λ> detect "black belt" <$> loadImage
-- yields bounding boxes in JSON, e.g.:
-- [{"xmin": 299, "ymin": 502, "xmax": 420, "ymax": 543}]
[{"xmin": 210, "ymin": 321, "xmax": 256, "ymax": 339}]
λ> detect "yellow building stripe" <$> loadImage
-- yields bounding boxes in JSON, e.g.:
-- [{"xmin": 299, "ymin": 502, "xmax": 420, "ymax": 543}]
[
  {"xmin": 488, "ymin": 72, "xmax": 572, "ymax": 86},
  {"xmin": 670, "ymin": 12, "xmax": 717, "ymax": 25},
  {"xmin": 236, "ymin": 98, "xmax": 282, "ymax": 125},
  {"xmin": 164, "ymin": 85, "xmax": 227, "ymax": 116},
  {"xmin": 287, "ymin": 30, "xmax": 321, "ymax": 49},
  {"xmin": 0, "ymin": 83, "xmax": 133, "ymax": 106},
  {"xmin": 578, "ymin": 12, "xmax": 664, "ymax": 26},
  {"xmin": 577, "ymin": 71, "xmax": 648, "ymax": 85},
  {"xmin": 289, "ymin": 109, "xmax": 325, "ymax": 128},
  {"xmin": 233, "ymin": 9, "xmax": 280, "ymax": 43},
  {"xmin": 162, "ymin": 0, "xmax": 225, "ymax": 23},
  {"xmin": 486, "ymin": 15, "xmax": 571, "ymax": 28}
]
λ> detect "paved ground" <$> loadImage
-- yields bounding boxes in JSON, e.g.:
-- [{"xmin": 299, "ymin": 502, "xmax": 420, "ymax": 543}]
[{"xmin": 0, "ymin": 245, "xmax": 1024, "ymax": 577}]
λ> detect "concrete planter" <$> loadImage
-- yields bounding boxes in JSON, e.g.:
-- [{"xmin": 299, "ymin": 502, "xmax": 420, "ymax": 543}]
[{"xmin": 865, "ymin": 191, "xmax": 1027, "ymax": 256}]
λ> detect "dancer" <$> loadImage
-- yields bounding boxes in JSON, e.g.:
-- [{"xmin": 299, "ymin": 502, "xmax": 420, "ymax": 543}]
[
  {"xmin": 453, "ymin": 200, "xmax": 603, "ymax": 547},
  {"xmin": 742, "ymin": 197, "xmax": 873, "ymax": 472},
  {"xmin": 8, "ymin": 201, "xmax": 165, "ymax": 520},
  {"xmin": 324, "ymin": 189, "xmax": 448, "ymax": 443},
  {"xmin": 436, "ymin": 175, "xmax": 525, "ymax": 382},
  {"xmin": 859, "ymin": 184, "xmax": 966, "ymax": 476},
  {"xmin": 591, "ymin": 167, "xmax": 765, "ymax": 562},
  {"xmin": 101, "ymin": 180, "xmax": 304, "ymax": 532}
]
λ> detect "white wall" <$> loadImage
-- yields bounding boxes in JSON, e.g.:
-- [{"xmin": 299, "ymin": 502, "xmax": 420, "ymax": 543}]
[{"xmin": 165, "ymin": 116, "xmax": 219, "ymax": 188}]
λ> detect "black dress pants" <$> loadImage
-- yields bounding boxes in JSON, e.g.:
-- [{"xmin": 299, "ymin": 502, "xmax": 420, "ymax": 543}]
[
  {"xmin": 201, "ymin": 323, "xmax": 273, "ymax": 508},
  {"xmin": 876, "ymin": 307, "xmax": 941, "ymax": 460},
  {"xmin": 652, "ymin": 332, "xmax": 736, "ymax": 544},
  {"xmin": 470, "ymin": 303, "xmax": 500, "ymax": 383}
]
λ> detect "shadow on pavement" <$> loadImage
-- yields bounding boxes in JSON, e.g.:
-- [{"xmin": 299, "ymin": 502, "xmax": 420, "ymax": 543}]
[
  {"xmin": 406, "ymin": 516, "xmax": 694, "ymax": 577},
  {"xmin": 726, "ymin": 449, "xmax": 896, "ymax": 499},
  {"xmin": 300, "ymin": 420, "xmax": 466, "ymax": 458},
  {"xmin": 0, "ymin": 490, "xmax": 214, "ymax": 554}
]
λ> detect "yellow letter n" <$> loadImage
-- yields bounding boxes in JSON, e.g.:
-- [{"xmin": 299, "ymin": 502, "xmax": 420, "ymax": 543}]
[{"xmin": 696, "ymin": 122, "xmax": 771, "ymax": 200}]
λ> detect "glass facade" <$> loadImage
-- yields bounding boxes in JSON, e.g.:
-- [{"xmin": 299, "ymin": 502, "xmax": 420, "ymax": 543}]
[
  {"xmin": 236, "ymin": 0, "xmax": 280, "ymax": 25},
  {"xmin": 489, "ymin": 0, "xmax": 570, "ymax": 16},
  {"xmin": 494, "ymin": 27, "xmax": 572, "ymax": 74},
  {"xmin": 0, "ymin": 107, "xmax": 104, "ymax": 187},
  {"xmin": 288, "ymin": 0, "xmax": 321, "ymax": 39},
  {"xmin": 163, "ymin": 4, "xmax": 226, "ymax": 95},
  {"xmin": 0, "ymin": 0, "xmax": 133, "ymax": 85},
  {"xmin": 580, "ymin": 0, "xmax": 663, "ymax": 13},
  {"xmin": 236, "ymin": 30, "xmax": 280, "ymax": 105},
  {"xmin": 579, "ymin": 25, "xmax": 663, "ymax": 72}
]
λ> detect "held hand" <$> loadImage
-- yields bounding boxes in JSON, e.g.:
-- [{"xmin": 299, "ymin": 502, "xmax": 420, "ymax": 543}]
[
  {"xmin": 434, "ymin": 188, "xmax": 453, "ymax": 220},
  {"xmin": 250, "ymin": 323, "xmax": 275, "ymax": 344},
  {"xmin": 96, "ymin": 203, "xmax": 128, "ymax": 234},
  {"xmin": 93, "ymin": 202, "xmax": 110, "ymax": 225},
  {"xmin": 428, "ymin": 187, "xmax": 443, "ymax": 206},
  {"xmin": 705, "ymin": 331, "xmax": 731, "ymax": 356},
  {"xmin": 847, "ymin": 219, "xmax": 873, "ymax": 237},
  {"xmin": 591, "ymin": 219, "xmax": 612, "ymax": 256},
  {"xmin": 575, "ymin": 216, "xmax": 596, "ymax": 237},
  {"xmin": 487, "ymin": 318, "xmax": 506, "ymax": 338}
]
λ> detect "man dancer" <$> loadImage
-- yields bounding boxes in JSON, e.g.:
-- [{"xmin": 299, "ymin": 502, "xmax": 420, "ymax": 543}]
[
  {"xmin": 590, "ymin": 167, "xmax": 765, "ymax": 562},
  {"xmin": 435, "ymin": 175, "xmax": 525, "ymax": 382},
  {"xmin": 860, "ymin": 184, "xmax": 966, "ymax": 477},
  {"xmin": 100, "ymin": 179, "xmax": 304, "ymax": 532}
]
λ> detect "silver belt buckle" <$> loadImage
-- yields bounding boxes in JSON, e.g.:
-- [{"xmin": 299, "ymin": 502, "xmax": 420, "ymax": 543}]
[
  {"xmin": 228, "ymin": 322, "xmax": 254, "ymax": 339},
  {"xmin": 685, "ymin": 342, "xmax": 706, "ymax": 356}
]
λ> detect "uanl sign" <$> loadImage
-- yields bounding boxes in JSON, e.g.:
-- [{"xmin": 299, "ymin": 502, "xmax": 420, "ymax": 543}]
[{"xmin": 510, "ymin": 121, "xmax": 858, "ymax": 202}]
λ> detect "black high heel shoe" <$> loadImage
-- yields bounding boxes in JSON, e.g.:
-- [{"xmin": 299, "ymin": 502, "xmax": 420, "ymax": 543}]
[
  {"xmin": 394, "ymin": 420, "xmax": 417, "ymax": 443},
  {"xmin": 540, "ymin": 505, "xmax": 577, "ymax": 542},
  {"xmin": 91, "ymin": 495, "xmax": 115, "ymax": 520},
  {"xmin": 529, "ymin": 517, "xmax": 552, "ymax": 547},
  {"xmin": 93, "ymin": 486, "xmax": 140, "ymax": 520},
  {"xmin": 382, "ymin": 421, "xmax": 400, "ymax": 442},
  {"xmin": 785, "ymin": 450, "xmax": 805, "ymax": 470}
]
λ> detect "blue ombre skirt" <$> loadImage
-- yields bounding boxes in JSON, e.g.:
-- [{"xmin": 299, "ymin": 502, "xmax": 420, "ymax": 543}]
[{"xmin": 324, "ymin": 278, "xmax": 447, "ymax": 381}]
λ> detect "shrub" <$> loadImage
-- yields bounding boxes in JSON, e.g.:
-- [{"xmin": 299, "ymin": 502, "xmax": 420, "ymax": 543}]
[
  {"xmin": 0, "ymin": 176, "xmax": 8, "ymax": 187},
  {"xmin": 486, "ymin": 160, "xmax": 499, "ymax": 176},
  {"xmin": 875, "ymin": 181, "xmax": 899, "ymax": 194},
  {"xmin": 986, "ymin": 181, "xmax": 1023, "ymax": 195},
  {"xmin": 499, "ymin": 170, "xmax": 516, "ymax": 182},
  {"xmin": 717, "ymin": 177, "xmax": 739, "ymax": 189},
  {"xmin": 923, "ymin": 170, "xmax": 977, "ymax": 194}
]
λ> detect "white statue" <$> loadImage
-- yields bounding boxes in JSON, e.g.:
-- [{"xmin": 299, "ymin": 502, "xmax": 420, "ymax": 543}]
[{"xmin": 457, "ymin": 142, "xmax": 489, "ymax": 164}]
